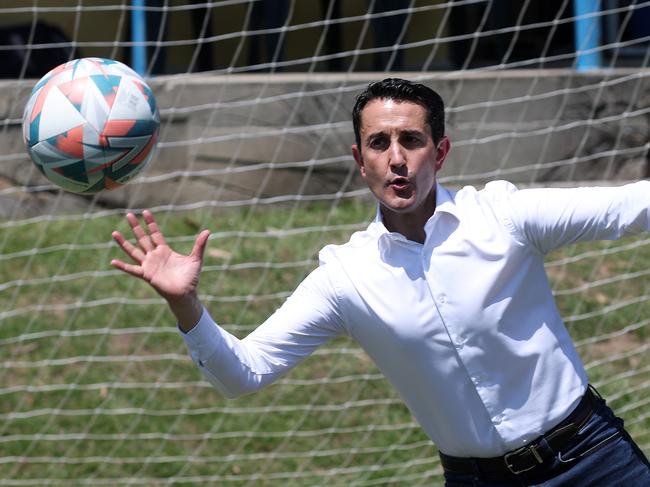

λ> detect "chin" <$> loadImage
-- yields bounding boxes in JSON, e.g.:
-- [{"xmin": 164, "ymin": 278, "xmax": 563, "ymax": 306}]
[{"xmin": 381, "ymin": 199, "xmax": 417, "ymax": 213}]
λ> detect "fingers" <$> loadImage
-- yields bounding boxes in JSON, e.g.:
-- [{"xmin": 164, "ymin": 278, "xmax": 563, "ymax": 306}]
[
  {"xmin": 143, "ymin": 209, "xmax": 167, "ymax": 247},
  {"xmin": 191, "ymin": 229, "xmax": 211, "ymax": 261},
  {"xmin": 110, "ymin": 258, "xmax": 145, "ymax": 278},
  {"xmin": 126, "ymin": 212, "xmax": 155, "ymax": 252},
  {"xmin": 112, "ymin": 230, "xmax": 146, "ymax": 263},
  {"xmin": 115, "ymin": 210, "xmax": 208, "ymax": 263}
]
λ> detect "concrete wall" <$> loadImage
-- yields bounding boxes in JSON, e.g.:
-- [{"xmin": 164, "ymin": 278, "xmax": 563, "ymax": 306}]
[{"xmin": 3, "ymin": 70, "xmax": 650, "ymax": 217}]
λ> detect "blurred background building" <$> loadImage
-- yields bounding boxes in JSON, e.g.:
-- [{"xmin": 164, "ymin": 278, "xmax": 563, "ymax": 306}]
[{"xmin": 0, "ymin": 0, "xmax": 649, "ymax": 78}]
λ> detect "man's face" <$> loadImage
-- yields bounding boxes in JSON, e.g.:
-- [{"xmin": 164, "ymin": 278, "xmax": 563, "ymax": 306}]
[{"xmin": 352, "ymin": 98, "xmax": 449, "ymax": 220}]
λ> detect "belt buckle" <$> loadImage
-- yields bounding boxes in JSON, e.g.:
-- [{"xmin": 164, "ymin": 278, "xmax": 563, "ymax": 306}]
[{"xmin": 504, "ymin": 444, "xmax": 544, "ymax": 475}]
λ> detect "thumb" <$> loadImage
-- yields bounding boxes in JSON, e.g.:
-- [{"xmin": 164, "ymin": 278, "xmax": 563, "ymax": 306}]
[{"xmin": 190, "ymin": 229, "xmax": 211, "ymax": 261}]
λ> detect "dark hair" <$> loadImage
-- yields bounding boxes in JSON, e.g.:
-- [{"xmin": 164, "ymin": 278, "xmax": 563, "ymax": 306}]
[{"xmin": 352, "ymin": 78, "xmax": 445, "ymax": 150}]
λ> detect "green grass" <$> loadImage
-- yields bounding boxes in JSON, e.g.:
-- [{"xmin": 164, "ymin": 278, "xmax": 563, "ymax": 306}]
[{"xmin": 0, "ymin": 199, "xmax": 649, "ymax": 486}]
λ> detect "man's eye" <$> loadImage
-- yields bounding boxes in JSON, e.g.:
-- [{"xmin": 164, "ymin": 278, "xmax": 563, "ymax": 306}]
[
  {"xmin": 368, "ymin": 138, "xmax": 387, "ymax": 150},
  {"xmin": 401, "ymin": 135, "xmax": 422, "ymax": 147}
]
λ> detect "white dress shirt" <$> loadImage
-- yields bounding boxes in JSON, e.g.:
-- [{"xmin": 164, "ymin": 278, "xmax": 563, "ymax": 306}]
[{"xmin": 181, "ymin": 180, "xmax": 650, "ymax": 457}]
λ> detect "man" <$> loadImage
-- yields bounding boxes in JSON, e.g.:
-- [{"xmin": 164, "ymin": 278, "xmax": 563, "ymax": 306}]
[{"xmin": 111, "ymin": 78, "xmax": 650, "ymax": 486}]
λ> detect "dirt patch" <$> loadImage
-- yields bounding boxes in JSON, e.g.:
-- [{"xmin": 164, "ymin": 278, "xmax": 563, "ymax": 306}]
[
  {"xmin": 583, "ymin": 332, "xmax": 645, "ymax": 368},
  {"xmin": 109, "ymin": 332, "xmax": 136, "ymax": 355}
]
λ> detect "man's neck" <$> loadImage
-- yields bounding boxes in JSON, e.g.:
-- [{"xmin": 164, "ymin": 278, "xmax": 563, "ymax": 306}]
[{"xmin": 381, "ymin": 201, "xmax": 436, "ymax": 244}]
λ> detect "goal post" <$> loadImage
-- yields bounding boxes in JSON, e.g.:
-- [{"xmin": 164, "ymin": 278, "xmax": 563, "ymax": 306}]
[{"xmin": 0, "ymin": 1, "xmax": 649, "ymax": 485}]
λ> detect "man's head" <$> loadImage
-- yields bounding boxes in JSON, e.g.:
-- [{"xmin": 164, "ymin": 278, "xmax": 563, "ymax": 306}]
[
  {"xmin": 350, "ymin": 78, "xmax": 450, "ymax": 238},
  {"xmin": 352, "ymin": 78, "xmax": 445, "ymax": 151}
]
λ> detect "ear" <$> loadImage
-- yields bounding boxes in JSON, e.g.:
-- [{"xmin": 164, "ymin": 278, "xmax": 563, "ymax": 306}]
[
  {"xmin": 434, "ymin": 136, "xmax": 451, "ymax": 173},
  {"xmin": 351, "ymin": 144, "xmax": 367, "ymax": 178}
]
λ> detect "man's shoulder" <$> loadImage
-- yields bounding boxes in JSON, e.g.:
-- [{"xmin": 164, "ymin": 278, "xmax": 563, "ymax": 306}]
[
  {"xmin": 446, "ymin": 180, "xmax": 522, "ymax": 215},
  {"xmin": 318, "ymin": 222, "xmax": 381, "ymax": 266},
  {"xmin": 437, "ymin": 180, "xmax": 520, "ymax": 214},
  {"xmin": 456, "ymin": 180, "xmax": 520, "ymax": 200}
]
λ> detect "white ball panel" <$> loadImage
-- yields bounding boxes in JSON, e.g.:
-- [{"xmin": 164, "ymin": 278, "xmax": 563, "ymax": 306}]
[
  {"xmin": 108, "ymin": 78, "xmax": 153, "ymax": 121},
  {"xmin": 38, "ymin": 86, "xmax": 86, "ymax": 141},
  {"xmin": 80, "ymin": 80, "xmax": 111, "ymax": 133}
]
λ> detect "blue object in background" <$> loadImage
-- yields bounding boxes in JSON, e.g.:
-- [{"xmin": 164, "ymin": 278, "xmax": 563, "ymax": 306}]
[
  {"xmin": 131, "ymin": 0, "xmax": 147, "ymax": 75},
  {"xmin": 574, "ymin": 0, "xmax": 602, "ymax": 70}
]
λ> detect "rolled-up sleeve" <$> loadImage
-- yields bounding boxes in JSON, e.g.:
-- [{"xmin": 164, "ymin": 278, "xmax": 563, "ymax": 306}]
[{"xmin": 180, "ymin": 263, "xmax": 346, "ymax": 398}]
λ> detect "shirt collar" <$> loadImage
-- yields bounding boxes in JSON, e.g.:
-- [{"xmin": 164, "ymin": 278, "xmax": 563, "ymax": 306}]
[
  {"xmin": 372, "ymin": 182, "xmax": 459, "ymax": 238},
  {"xmin": 433, "ymin": 183, "xmax": 458, "ymax": 217}
]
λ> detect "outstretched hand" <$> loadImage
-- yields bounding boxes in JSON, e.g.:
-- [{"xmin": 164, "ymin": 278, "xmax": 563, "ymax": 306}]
[{"xmin": 111, "ymin": 210, "xmax": 210, "ymax": 330}]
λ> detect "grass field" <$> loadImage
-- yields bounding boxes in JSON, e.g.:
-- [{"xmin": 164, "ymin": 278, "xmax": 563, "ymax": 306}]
[{"xmin": 1, "ymin": 198, "xmax": 649, "ymax": 486}]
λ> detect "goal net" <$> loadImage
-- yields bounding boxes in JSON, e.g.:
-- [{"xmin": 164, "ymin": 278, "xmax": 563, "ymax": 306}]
[{"xmin": 1, "ymin": 1, "xmax": 649, "ymax": 485}]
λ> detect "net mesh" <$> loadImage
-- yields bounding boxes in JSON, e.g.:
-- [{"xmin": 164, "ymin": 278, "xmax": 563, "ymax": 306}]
[{"xmin": 1, "ymin": 1, "xmax": 649, "ymax": 485}]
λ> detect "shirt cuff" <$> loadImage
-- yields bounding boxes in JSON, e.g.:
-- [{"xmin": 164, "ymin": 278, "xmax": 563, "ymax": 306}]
[{"xmin": 178, "ymin": 307, "xmax": 224, "ymax": 362}]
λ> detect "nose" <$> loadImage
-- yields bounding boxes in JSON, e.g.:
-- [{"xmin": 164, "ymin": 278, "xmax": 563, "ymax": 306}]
[{"xmin": 388, "ymin": 140, "xmax": 406, "ymax": 169}]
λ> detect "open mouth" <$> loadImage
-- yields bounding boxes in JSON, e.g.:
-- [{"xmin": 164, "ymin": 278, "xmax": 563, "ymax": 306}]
[{"xmin": 388, "ymin": 177, "xmax": 410, "ymax": 191}]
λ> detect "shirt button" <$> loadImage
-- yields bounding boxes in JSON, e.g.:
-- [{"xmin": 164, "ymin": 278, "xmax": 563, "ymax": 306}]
[{"xmin": 438, "ymin": 294, "xmax": 446, "ymax": 304}]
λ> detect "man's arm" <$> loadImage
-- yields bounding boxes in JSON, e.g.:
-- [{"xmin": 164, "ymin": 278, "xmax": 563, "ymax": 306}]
[
  {"xmin": 183, "ymin": 265, "xmax": 346, "ymax": 397},
  {"xmin": 111, "ymin": 210, "xmax": 345, "ymax": 398},
  {"xmin": 497, "ymin": 180, "xmax": 650, "ymax": 254}
]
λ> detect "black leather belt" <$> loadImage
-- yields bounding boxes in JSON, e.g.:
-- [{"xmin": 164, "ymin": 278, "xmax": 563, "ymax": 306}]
[{"xmin": 439, "ymin": 387, "xmax": 600, "ymax": 477}]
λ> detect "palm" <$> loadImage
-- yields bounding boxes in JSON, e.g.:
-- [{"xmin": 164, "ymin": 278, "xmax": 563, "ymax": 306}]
[
  {"xmin": 111, "ymin": 210, "xmax": 210, "ymax": 302},
  {"xmin": 142, "ymin": 245, "xmax": 202, "ymax": 300}
]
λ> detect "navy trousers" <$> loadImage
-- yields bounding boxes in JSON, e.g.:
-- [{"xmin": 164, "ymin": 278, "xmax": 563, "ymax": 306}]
[{"xmin": 443, "ymin": 396, "xmax": 650, "ymax": 486}]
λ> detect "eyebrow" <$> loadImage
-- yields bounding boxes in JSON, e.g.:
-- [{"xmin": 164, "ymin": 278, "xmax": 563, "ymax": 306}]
[
  {"xmin": 399, "ymin": 129, "xmax": 426, "ymax": 138},
  {"xmin": 364, "ymin": 128, "xmax": 426, "ymax": 140}
]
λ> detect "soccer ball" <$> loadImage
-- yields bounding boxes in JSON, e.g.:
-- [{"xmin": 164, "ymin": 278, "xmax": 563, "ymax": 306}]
[{"xmin": 22, "ymin": 57, "xmax": 160, "ymax": 194}]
